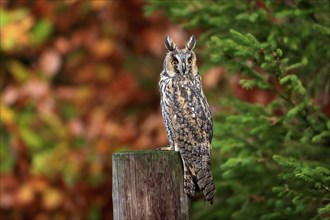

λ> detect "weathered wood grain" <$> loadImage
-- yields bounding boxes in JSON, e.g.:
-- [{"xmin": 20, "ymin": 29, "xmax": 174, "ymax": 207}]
[{"xmin": 112, "ymin": 151, "xmax": 190, "ymax": 220}]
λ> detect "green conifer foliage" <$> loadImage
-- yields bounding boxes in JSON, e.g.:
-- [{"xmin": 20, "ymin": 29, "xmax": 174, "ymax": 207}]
[{"xmin": 145, "ymin": 0, "xmax": 329, "ymax": 219}]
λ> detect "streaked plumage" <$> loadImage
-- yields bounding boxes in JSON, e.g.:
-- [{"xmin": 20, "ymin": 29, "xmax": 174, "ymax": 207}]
[{"xmin": 159, "ymin": 35, "xmax": 215, "ymax": 204}]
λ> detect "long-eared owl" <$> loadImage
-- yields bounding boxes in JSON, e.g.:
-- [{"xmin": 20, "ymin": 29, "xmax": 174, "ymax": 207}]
[{"xmin": 159, "ymin": 35, "xmax": 215, "ymax": 204}]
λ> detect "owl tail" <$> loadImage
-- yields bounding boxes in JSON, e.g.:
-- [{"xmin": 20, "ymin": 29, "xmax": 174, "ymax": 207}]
[
  {"xmin": 194, "ymin": 160, "xmax": 215, "ymax": 204},
  {"xmin": 181, "ymin": 144, "xmax": 216, "ymax": 204}
]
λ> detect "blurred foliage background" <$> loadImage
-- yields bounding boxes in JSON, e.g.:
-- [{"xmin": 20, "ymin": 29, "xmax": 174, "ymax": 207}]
[{"xmin": 0, "ymin": 0, "xmax": 329, "ymax": 220}]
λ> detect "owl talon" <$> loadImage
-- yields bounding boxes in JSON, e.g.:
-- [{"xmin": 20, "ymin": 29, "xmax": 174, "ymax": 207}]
[{"xmin": 156, "ymin": 146, "xmax": 174, "ymax": 151}]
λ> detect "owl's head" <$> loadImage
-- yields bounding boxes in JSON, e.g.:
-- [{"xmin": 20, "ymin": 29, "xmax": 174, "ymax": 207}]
[{"xmin": 163, "ymin": 35, "xmax": 198, "ymax": 77}]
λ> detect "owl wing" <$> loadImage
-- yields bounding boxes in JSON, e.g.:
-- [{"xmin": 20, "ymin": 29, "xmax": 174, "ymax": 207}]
[
  {"xmin": 200, "ymin": 89, "xmax": 213, "ymax": 144},
  {"xmin": 170, "ymin": 76, "xmax": 215, "ymax": 203},
  {"xmin": 160, "ymin": 74, "xmax": 215, "ymax": 203},
  {"xmin": 160, "ymin": 74, "xmax": 213, "ymax": 149},
  {"xmin": 173, "ymin": 76, "xmax": 211, "ymax": 144}
]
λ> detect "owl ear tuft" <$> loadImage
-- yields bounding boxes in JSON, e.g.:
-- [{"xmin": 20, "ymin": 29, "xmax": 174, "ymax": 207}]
[
  {"xmin": 164, "ymin": 35, "xmax": 177, "ymax": 51},
  {"xmin": 185, "ymin": 35, "xmax": 196, "ymax": 51}
]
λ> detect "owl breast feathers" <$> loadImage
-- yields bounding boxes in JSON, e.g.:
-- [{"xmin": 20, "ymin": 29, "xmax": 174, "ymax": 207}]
[{"xmin": 159, "ymin": 35, "xmax": 216, "ymax": 204}]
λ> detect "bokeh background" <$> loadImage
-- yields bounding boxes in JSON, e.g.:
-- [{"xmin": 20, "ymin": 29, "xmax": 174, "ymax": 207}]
[
  {"xmin": 1, "ymin": 0, "xmax": 329, "ymax": 220},
  {"xmin": 1, "ymin": 1, "xmax": 171, "ymax": 219}
]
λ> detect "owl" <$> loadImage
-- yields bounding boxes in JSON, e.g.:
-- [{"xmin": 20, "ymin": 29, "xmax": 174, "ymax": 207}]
[{"xmin": 159, "ymin": 35, "xmax": 215, "ymax": 204}]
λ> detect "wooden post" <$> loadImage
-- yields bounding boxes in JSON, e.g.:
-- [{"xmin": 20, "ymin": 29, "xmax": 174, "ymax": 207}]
[{"xmin": 112, "ymin": 150, "xmax": 190, "ymax": 220}]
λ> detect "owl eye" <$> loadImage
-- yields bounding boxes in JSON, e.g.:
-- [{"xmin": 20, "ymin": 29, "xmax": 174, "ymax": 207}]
[
  {"xmin": 188, "ymin": 58, "xmax": 192, "ymax": 64},
  {"xmin": 171, "ymin": 60, "xmax": 178, "ymax": 65}
]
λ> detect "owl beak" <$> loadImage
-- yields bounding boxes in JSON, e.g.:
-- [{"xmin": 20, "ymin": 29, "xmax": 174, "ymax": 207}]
[{"xmin": 182, "ymin": 63, "xmax": 186, "ymax": 74}]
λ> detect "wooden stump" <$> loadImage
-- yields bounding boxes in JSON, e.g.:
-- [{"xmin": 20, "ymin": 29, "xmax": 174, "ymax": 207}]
[{"xmin": 112, "ymin": 150, "xmax": 190, "ymax": 220}]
